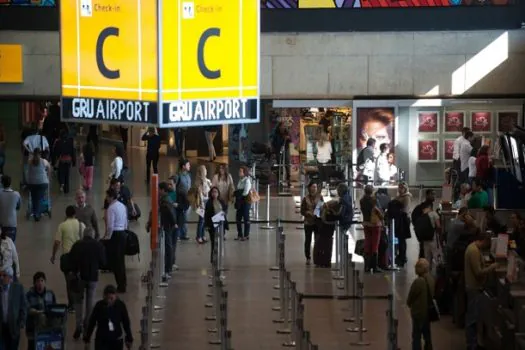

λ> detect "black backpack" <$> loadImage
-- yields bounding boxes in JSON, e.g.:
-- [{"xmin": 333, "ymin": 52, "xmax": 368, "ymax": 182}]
[
  {"xmin": 414, "ymin": 214, "xmax": 435, "ymax": 242},
  {"xmin": 125, "ymin": 230, "xmax": 140, "ymax": 258}
]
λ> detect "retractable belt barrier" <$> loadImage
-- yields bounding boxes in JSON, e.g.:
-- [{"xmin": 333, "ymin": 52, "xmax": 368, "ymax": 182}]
[
  {"xmin": 205, "ymin": 222, "xmax": 232, "ymax": 350},
  {"xmin": 267, "ymin": 222, "xmax": 399, "ymax": 350}
]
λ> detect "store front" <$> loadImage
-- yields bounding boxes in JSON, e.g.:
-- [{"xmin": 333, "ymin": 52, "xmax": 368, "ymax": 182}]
[{"xmin": 242, "ymin": 98, "xmax": 523, "ymax": 187}]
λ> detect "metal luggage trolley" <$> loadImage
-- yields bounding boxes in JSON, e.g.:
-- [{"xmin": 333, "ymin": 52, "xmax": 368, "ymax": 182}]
[
  {"xmin": 26, "ymin": 182, "xmax": 52, "ymax": 220},
  {"xmin": 34, "ymin": 304, "xmax": 68, "ymax": 350}
]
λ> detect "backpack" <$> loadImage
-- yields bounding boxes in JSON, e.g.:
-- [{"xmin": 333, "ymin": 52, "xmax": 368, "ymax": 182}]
[
  {"xmin": 125, "ymin": 230, "xmax": 140, "ymax": 258},
  {"xmin": 411, "ymin": 203, "xmax": 424, "ymax": 226},
  {"xmin": 414, "ymin": 213, "xmax": 435, "ymax": 242}
]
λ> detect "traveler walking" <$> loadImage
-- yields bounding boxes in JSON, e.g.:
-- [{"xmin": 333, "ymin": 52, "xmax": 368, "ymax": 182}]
[
  {"xmin": 407, "ymin": 258, "xmax": 435, "ymax": 350},
  {"xmin": 205, "ymin": 187, "xmax": 228, "ymax": 263},
  {"xmin": 108, "ymin": 145, "xmax": 125, "ymax": 183},
  {"xmin": 25, "ymin": 149, "xmax": 51, "ymax": 221},
  {"xmin": 53, "ymin": 129, "xmax": 76, "ymax": 193},
  {"xmin": 452, "ymin": 127, "xmax": 471, "ymax": 173},
  {"xmin": 69, "ymin": 227, "xmax": 106, "ymax": 340},
  {"xmin": 147, "ymin": 182, "xmax": 177, "ymax": 279},
  {"xmin": 23, "ymin": 125, "xmax": 50, "ymax": 157},
  {"xmin": 26, "ymin": 271, "xmax": 57, "ymax": 350},
  {"xmin": 105, "ymin": 178, "xmax": 138, "ymax": 221},
  {"xmin": 375, "ymin": 143, "xmax": 391, "ymax": 185},
  {"xmin": 194, "ymin": 165, "xmax": 211, "ymax": 244},
  {"xmin": 51, "ymin": 205, "xmax": 84, "ymax": 311},
  {"xmin": 175, "ymin": 159, "xmax": 192, "ymax": 240},
  {"xmin": 356, "ymin": 138, "xmax": 376, "ymax": 184},
  {"xmin": 413, "ymin": 202, "xmax": 441, "ymax": 272},
  {"xmin": 119, "ymin": 126, "xmax": 129, "ymax": 151},
  {"xmin": 142, "ymin": 127, "xmax": 161, "ymax": 183},
  {"xmin": 211, "ymin": 164, "xmax": 235, "ymax": 209},
  {"xmin": 204, "ymin": 125, "xmax": 219, "ymax": 161},
  {"xmin": 75, "ymin": 189, "xmax": 101, "ymax": 240},
  {"xmin": 412, "ymin": 189, "xmax": 436, "ymax": 259},
  {"xmin": 0, "ymin": 229, "xmax": 20, "ymax": 282},
  {"xmin": 83, "ymin": 285, "xmax": 133, "ymax": 350},
  {"xmin": 315, "ymin": 199, "xmax": 340, "ymax": 268},
  {"xmin": 316, "ymin": 132, "xmax": 333, "ymax": 183},
  {"xmin": 0, "ymin": 175, "xmax": 21, "ymax": 242},
  {"xmin": 337, "ymin": 183, "xmax": 354, "ymax": 233},
  {"xmin": 234, "ymin": 166, "xmax": 252, "ymax": 241},
  {"xmin": 360, "ymin": 185, "xmax": 384, "ymax": 273},
  {"xmin": 459, "ymin": 131, "xmax": 474, "ymax": 184},
  {"xmin": 80, "ymin": 141, "xmax": 95, "ymax": 191},
  {"xmin": 300, "ymin": 182, "xmax": 322, "ymax": 265},
  {"xmin": 0, "ymin": 266, "xmax": 26, "ymax": 350},
  {"xmin": 87, "ymin": 125, "xmax": 99, "ymax": 152},
  {"xmin": 104, "ymin": 189, "xmax": 128, "ymax": 293}
]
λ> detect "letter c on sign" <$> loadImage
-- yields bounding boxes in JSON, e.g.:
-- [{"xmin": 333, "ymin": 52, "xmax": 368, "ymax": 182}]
[
  {"xmin": 96, "ymin": 27, "xmax": 120, "ymax": 80},
  {"xmin": 197, "ymin": 28, "xmax": 221, "ymax": 80}
]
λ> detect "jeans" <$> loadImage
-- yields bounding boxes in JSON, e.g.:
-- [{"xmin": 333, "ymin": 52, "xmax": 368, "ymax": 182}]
[
  {"xmin": 110, "ymin": 230, "xmax": 127, "ymax": 291},
  {"xmin": 176, "ymin": 208, "xmax": 189, "ymax": 239},
  {"xmin": 28, "ymin": 183, "xmax": 47, "ymax": 218},
  {"xmin": 197, "ymin": 215, "xmax": 206, "ymax": 240},
  {"xmin": 304, "ymin": 224, "xmax": 317, "ymax": 260},
  {"xmin": 412, "ymin": 318, "xmax": 432, "ymax": 350},
  {"xmin": 57, "ymin": 161, "xmax": 72, "ymax": 193},
  {"xmin": 1, "ymin": 227, "xmax": 16, "ymax": 243},
  {"xmin": 63, "ymin": 270, "xmax": 75, "ymax": 308},
  {"xmin": 205, "ymin": 131, "xmax": 217, "ymax": 159},
  {"xmin": 423, "ymin": 240, "xmax": 439, "ymax": 272},
  {"xmin": 74, "ymin": 280, "xmax": 97, "ymax": 329},
  {"xmin": 164, "ymin": 228, "xmax": 173, "ymax": 274},
  {"xmin": 486, "ymin": 186, "xmax": 494, "ymax": 207},
  {"xmin": 146, "ymin": 153, "xmax": 159, "ymax": 180},
  {"xmin": 466, "ymin": 289, "xmax": 482, "ymax": 350},
  {"xmin": 236, "ymin": 202, "xmax": 251, "ymax": 238}
]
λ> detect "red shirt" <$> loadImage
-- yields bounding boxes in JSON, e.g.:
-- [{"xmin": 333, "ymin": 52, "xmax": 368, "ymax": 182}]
[{"xmin": 475, "ymin": 155, "xmax": 491, "ymax": 180}]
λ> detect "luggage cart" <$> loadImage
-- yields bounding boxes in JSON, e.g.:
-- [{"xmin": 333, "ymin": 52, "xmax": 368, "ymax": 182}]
[
  {"xmin": 26, "ymin": 183, "xmax": 52, "ymax": 220},
  {"xmin": 34, "ymin": 304, "xmax": 67, "ymax": 350}
]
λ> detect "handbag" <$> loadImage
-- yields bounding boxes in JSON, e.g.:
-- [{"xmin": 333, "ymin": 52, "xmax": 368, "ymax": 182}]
[
  {"xmin": 247, "ymin": 189, "xmax": 260, "ymax": 204},
  {"xmin": 426, "ymin": 278, "xmax": 440, "ymax": 322}
]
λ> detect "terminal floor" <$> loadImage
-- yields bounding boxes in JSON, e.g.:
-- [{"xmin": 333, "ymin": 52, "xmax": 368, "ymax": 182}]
[{"xmin": 6, "ymin": 144, "xmax": 465, "ymax": 349}]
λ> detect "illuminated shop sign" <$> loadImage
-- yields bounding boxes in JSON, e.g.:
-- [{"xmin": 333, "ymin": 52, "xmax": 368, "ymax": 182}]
[
  {"xmin": 0, "ymin": 0, "xmax": 55, "ymax": 6},
  {"xmin": 261, "ymin": 0, "xmax": 512, "ymax": 8}
]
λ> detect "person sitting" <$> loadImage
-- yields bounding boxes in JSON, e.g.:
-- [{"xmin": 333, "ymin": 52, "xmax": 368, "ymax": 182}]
[
  {"xmin": 26, "ymin": 272, "xmax": 56, "ymax": 350},
  {"xmin": 483, "ymin": 206, "xmax": 506, "ymax": 234},
  {"xmin": 467, "ymin": 179, "xmax": 488, "ymax": 209},
  {"xmin": 454, "ymin": 183, "xmax": 471, "ymax": 209}
]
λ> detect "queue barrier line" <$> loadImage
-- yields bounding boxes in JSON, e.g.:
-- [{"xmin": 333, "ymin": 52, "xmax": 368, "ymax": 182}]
[
  {"xmin": 298, "ymin": 294, "xmax": 393, "ymax": 301},
  {"xmin": 183, "ymin": 220, "xmax": 363, "ymax": 225}
]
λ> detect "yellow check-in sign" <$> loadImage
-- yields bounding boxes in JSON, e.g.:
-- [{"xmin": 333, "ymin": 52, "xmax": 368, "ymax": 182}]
[
  {"xmin": 160, "ymin": 0, "xmax": 260, "ymax": 127},
  {"xmin": 60, "ymin": 0, "xmax": 158, "ymax": 124},
  {"xmin": 59, "ymin": 0, "xmax": 259, "ymax": 127},
  {"xmin": 0, "ymin": 45, "xmax": 23, "ymax": 83}
]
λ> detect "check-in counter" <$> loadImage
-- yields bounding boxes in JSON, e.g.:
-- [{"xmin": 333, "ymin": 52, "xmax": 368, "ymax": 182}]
[{"xmin": 480, "ymin": 251, "xmax": 525, "ymax": 350}]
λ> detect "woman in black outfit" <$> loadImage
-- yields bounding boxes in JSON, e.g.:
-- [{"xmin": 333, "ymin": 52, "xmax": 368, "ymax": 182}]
[
  {"xmin": 83, "ymin": 285, "xmax": 133, "ymax": 350},
  {"xmin": 53, "ymin": 129, "xmax": 76, "ymax": 193},
  {"xmin": 205, "ymin": 187, "xmax": 229, "ymax": 263}
]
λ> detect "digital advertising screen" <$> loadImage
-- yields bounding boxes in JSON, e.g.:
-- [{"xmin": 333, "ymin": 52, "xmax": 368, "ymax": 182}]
[
  {"xmin": 261, "ymin": 0, "xmax": 512, "ymax": 8},
  {"xmin": 0, "ymin": 0, "xmax": 55, "ymax": 6}
]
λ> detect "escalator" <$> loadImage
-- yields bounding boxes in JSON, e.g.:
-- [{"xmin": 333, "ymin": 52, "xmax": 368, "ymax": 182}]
[{"xmin": 497, "ymin": 126, "xmax": 525, "ymax": 209}]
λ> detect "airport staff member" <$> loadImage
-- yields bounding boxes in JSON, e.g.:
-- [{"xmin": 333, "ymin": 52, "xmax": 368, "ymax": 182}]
[
  {"xmin": 104, "ymin": 189, "xmax": 128, "ymax": 294},
  {"xmin": 464, "ymin": 231, "xmax": 499, "ymax": 350}
]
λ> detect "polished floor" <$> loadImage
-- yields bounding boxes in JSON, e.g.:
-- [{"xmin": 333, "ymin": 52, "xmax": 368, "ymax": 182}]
[{"xmin": 6, "ymin": 142, "xmax": 465, "ymax": 350}]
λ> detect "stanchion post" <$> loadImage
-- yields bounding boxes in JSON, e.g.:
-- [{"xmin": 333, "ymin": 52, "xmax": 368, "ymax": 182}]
[
  {"xmin": 158, "ymin": 228, "xmax": 168, "ymax": 287},
  {"xmin": 418, "ymin": 184, "xmax": 423, "ymax": 203},
  {"xmin": 336, "ymin": 229, "xmax": 347, "ymax": 286},
  {"xmin": 348, "ymin": 277, "xmax": 370, "ymax": 346},
  {"xmin": 333, "ymin": 224, "xmax": 343, "ymax": 277},
  {"xmin": 255, "ymin": 178, "xmax": 260, "ymax": 220},
  {"xmin": 389, "ymin": 219, "xmax": 399, "ymax": 271},
  {"xmin": 218, "ymin": 222, "xmax": 225, "ymax": 273},
  {"xmin": 387, "ymin": 294, "xmax": 399, "ymax": 350},
  {"xmin": 283, "ymin": 280, "xmax": 297, "ymax": 347},
  {"xmin": 272, "ymin": 233, "xmax": 286, "ymax": 313},
  {"xmin": 270, "ymin": 219, "xmax": 282, "ymax": 271},
  {"xmin": 261, "ymin": 184, "xmax": 275, "ymax": 230},
  {"xmin": 277, "ymin": 271, "xmax": 292, "ymax": 334},
  {"xmin": 343, "ymin": 261, "xmax": 356, "ymax": 322}
]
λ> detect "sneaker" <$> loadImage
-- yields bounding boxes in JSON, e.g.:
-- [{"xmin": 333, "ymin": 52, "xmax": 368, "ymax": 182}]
[
  {"xmin": 234, "ymin": 237, "xmax": 241, "ymax": 241},
  {"xmin": 73, "ymin": 327, "xmax": 82, "ymax": 340},
  {"xmin": 172, "ymin": 264, "xmax": 179, "ymax": 271},
  {"xmin": 306, "ymin": 259, "xmax": 311, "ymax": 265}
]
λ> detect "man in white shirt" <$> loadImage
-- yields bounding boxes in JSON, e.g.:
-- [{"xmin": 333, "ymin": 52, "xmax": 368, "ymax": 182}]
[
  {"xmin": 0, "ymin": 176, "xmax": 21, "ymax": 242},
  {"xmin": 452, "ymin": 127, "xmax": 470, "ymax": 164},
  {"xmin": 459, "ymin": 131, "xmax": 474, "ymax": 183},
  {"xmin": 23, "ymin": 129, "xmax": 49, "ymax": 155},
  {"xmin": 105, "ymin": 188, "xmax": 128, "ymax": 293}
]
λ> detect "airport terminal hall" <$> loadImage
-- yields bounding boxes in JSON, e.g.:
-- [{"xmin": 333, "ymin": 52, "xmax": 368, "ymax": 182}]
[{"xmin": 2, "ymin": 0, "xmax": 525, "ymax": 349}]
